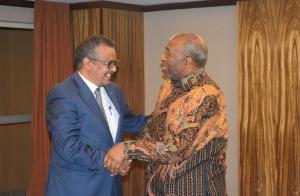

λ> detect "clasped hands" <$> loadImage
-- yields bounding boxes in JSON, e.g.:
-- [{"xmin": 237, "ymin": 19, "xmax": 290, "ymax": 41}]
[
  {"xmin": 103, "ymin": 129, "xmax": 208, "ymax": 176},
  {"xmin": 104, "ymin": 142, "xmax": 131, "ymax": 176}
]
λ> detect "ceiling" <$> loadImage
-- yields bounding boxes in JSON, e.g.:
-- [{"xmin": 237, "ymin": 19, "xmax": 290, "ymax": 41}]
[{"xmin": 44, "ymin": 0, "xmax": 202, "ymax": 5}]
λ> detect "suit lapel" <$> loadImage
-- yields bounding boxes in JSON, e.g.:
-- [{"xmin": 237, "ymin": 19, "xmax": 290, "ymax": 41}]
[{"xmin": 72, "ymin": 73, "xmax": 109, "ymax": 127}]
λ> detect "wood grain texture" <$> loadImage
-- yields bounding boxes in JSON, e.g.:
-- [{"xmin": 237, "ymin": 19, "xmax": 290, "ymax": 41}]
[
  {"xmin": 71, "ymin": 8, "xmax": 145, "ymax": 196},
  {"xmin": 102, "ymin": 8, "xmax": 144, "ymax": 114},
  {"xmin": 71, "ymin": 8, "xmax": 103, "ymax": 52},
  {"xmin": 238, "ymin": 0, "xmax": 300, "ymax": 195},
  {"xmin": 0, "ymin": 45, "xmax": 32, "ymax": 190}
]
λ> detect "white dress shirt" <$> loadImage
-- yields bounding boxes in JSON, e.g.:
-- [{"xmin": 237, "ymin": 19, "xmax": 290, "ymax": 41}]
[{"xmin": 78, "ymin": 72, "xmax": 120, "ymax": 142}]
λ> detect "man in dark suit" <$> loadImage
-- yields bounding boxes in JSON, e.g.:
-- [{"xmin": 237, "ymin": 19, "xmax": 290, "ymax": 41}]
[{"xmin": 45, "ymin": 35, "xmax": 147, "ymax": 196}]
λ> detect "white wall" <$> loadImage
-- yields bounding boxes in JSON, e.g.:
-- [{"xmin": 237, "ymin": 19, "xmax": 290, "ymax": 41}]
[
  {"xmin": 144, "ymin": 6, "xmax": 238, "ymax": 196},
  {"xmin": 0, "ymin": 5, "xmax": 33, "ymax": 29}
]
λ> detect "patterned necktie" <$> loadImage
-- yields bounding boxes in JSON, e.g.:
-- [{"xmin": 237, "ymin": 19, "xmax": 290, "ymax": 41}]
[{"xmin": 94, "ymin": 87, "xmax": 108, "ymax": 124}]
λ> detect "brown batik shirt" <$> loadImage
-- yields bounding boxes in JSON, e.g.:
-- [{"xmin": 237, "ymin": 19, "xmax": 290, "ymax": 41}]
[{"xmin": 124, "ymin": 68, "xmax": 229, "ymax": 196}]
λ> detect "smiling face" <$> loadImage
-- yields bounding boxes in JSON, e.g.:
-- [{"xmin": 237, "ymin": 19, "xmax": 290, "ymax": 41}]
[
  {"xmin": 80, "ymin": 44, "xmax": 117, "ymax": 87},
  {"xmin": 160, "ymin": 37, "xmax": 187, "ymax": 80}
]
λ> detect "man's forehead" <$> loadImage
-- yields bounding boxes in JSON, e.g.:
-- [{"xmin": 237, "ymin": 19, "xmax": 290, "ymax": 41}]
[
  {"xmin": 167, "ymin": 38, "xmax": 185, "ymax": 50},
  {"xmin": 96, "ymin": 45, "xmax": 116, "ymax": 55},
  {"xmin": 97, "ymin": 44, "xmax": 115, "ymax": 51}
]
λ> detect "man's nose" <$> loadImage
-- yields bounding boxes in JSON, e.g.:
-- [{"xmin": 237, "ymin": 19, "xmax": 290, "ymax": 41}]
[
  {"xmin": 110, "ymin": 65, "xmax": 117, "ymax": 72},
  {"xmin": 160, "ymin": 53, "xmax": 166, "ymax": 61}
]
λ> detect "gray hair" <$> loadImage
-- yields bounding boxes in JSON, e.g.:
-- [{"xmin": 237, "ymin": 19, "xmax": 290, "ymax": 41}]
[
  {"xmin": 172, "ymin": 33, "xmax": 208, "ymax": 67},
  {"xmin": 74, "ymin": 35, "xmax": 115, "ymax": 69}
]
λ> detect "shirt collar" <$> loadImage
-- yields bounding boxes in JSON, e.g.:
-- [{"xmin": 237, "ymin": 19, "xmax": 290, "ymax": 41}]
[
  {"xmin": 78, "ymin": 72, "xmax": 99, "ymax": 94},
  {"xmin": 171, "ymin": 67, "xmax": 206, "ymax": 91}
]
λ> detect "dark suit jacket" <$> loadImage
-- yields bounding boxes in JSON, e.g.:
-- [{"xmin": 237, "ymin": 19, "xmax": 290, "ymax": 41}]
[{"xmin": 45, "ymin": 72, "xmax": 146, "ymax": 196}]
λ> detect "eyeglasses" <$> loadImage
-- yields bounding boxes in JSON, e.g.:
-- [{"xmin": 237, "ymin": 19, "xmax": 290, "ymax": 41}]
[
  {"xmin": 90, "ymin": 57, "xmax": 119, "ymax": 70},
  {"xmin": 164, "ymin": 49, "xmax": 172, "ymax": 58}
]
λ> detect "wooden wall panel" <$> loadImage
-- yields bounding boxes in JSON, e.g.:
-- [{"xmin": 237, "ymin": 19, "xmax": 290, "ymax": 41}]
[
  {"xmin": 71, "ymin": 8, "xmax": 103, "ymax": 51},
  {"xmin": 238, "ymin": 0, "xmax": 300, "ymax": 195},
  {"xmin": 102, "ymin": 8, "xmax": 144, "ymax": 114},
  {"xmin": 0, "ymin": 29, "xmax": 33, "ymax": 191}
]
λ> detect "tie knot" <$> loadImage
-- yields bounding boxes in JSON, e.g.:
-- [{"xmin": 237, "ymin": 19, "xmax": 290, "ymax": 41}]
[{"xmin": 94, "ymin": 87, "xmax": 101, "ymax": 96}]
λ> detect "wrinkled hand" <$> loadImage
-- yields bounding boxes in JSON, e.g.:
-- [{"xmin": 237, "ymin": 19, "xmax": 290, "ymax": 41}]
[
  {"xmin": 118, "ymin": 159, "xmax": 132, "ymax": 176},
  {"xmin": 104, "ymin": 142, "xmax": 125, "ymax": 175}
]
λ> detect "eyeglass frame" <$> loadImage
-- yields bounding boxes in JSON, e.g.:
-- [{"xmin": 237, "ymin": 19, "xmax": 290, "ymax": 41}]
[{"xmin": 89, "ymin": 57, "xmax": 119, "ymax": 70}]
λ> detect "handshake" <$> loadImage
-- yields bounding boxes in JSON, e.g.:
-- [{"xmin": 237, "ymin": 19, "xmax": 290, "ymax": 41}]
[{"xmin": 104, "ymin": 142, "xmax": 131, "ymax": 176}]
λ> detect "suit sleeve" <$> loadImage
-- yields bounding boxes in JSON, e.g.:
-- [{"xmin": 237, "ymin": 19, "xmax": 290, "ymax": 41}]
[
  {"xmin": 118, "ymin": 88, "xmax": 148, "ymax": 134},
  {"xmin": 46, "ymin": 89, "xmax": 105, "ymax": 171}
]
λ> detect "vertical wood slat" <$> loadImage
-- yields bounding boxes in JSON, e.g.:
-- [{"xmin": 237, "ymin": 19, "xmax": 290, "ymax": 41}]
[
  {"xmin": 238, "ymin": 0, "xmax": 300, "ymax": 195},
  {"xmin": 102, "ymin": 8, "xmax": 144, "ymax": 114},
  {"xmin": 0, "ymin": 29, "xmax": 33, "ymax": 192},
  {"xmin": 71, "ymin": 8, "xmax": 103, "ymax": 51},
  {"xmin": 71, "ymin": 8, "xmax": 145, "ymax": 196}
]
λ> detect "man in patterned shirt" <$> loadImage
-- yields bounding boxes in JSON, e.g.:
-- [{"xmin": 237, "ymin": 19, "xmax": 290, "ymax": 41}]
[{"xmin": 105, "ymin": 32, "xmax": 229, "ymax": 196}]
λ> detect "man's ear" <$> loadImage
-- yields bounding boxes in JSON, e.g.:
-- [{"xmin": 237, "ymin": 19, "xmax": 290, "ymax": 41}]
[
  {"xmin": 185, "ymin": 56, "xmax": 194, "ymax": 67},
  {"xmin": 183, "ymin": 56, "xmax": 188, "ymax": 65},
  {"xmin": 83, "ymin": 57, "xmax": 94, "ymax": 70},
  {"xmin": 186, "ymin": 56, "xmax": 193, "ymax": 65},
  {"xmin": 82, "ymin": 57, "xmax": 90, "ymax": 66}
]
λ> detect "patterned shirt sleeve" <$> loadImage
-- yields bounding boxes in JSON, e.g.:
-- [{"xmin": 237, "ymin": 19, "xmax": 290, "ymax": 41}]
[{"xmin": 124, "ymin": 86, "xmax": 228, "ymax": 164}]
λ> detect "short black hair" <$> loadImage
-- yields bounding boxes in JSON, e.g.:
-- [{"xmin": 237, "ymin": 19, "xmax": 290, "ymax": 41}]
[{"xmin": 74, "ymin": 35, "xmax": 115, "ymax": 69}]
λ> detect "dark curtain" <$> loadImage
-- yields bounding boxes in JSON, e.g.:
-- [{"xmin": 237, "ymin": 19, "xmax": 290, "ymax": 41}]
[{"xmin": 27, "ymin": 1, "xmax": 73, "ymax": 195}]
